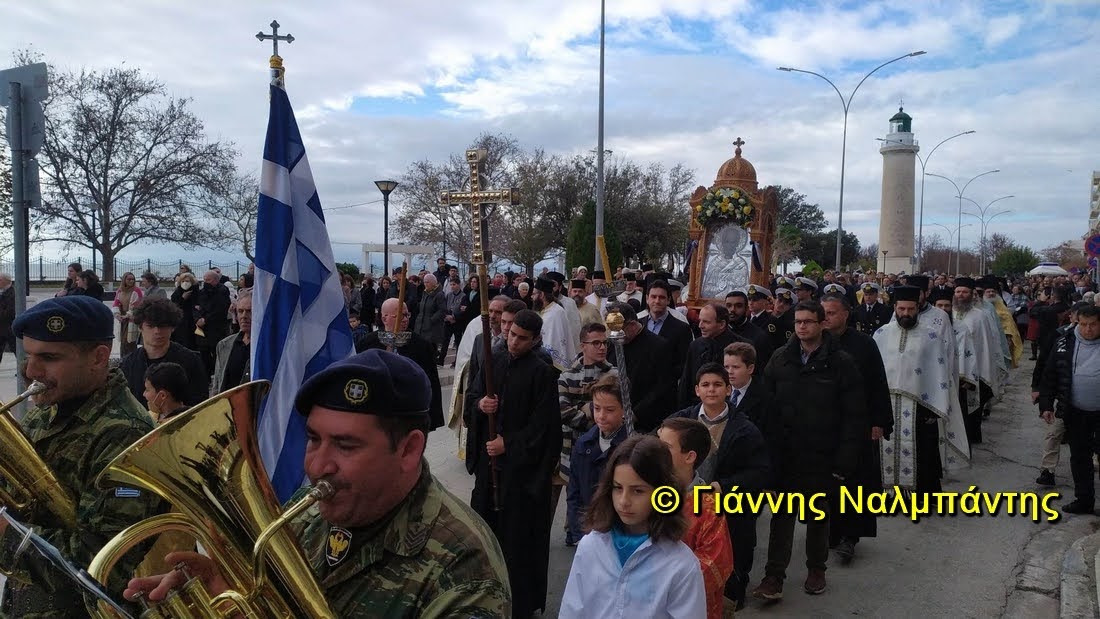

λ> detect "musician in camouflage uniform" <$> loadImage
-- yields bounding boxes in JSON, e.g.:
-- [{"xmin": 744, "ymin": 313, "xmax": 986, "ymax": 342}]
[
  {"xmin": 0, "ymin": 295, "xmax": 166, "ymax": 617},
  {"xmin": 126, "ymin": 349, "xmax": 511, "ymax": 617}
]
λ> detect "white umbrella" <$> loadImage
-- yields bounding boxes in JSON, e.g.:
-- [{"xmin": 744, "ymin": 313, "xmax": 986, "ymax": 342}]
[{"xmin": 1027, "ymin": 262, "xmax": 1069, "ymax": 276}]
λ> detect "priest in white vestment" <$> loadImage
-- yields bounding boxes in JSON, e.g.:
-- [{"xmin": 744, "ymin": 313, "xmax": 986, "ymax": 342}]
[
  {"xmin": 953, "ymin": 277, "xmax": 1009, "ymax": 443},
  {"xmin": 534, "ymin": 276, "xmax": 577, "ymax": 370},
  {"xmin": 875, "ymin": 286, "xmax": 970, "ymax": 493}
]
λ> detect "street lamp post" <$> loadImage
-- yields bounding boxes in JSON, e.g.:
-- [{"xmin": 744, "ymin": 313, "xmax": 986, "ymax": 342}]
[
  {"xmin": 375, "ymin": 180, "xmax": 399, "ymax": 275},
  {"xmin": 877, "ymin": 129, "xmax": 975, "ymax": 271},
  {"xmin": 881, "ymin": 249, "xmax": 889, "ymax": 273},
  {"xmin": 959, "ymin": 195, "xmax": 1014, "ymax": 273},
  {"xmin": 779, "ymin": 50, "xmax": 926, "ymax": 271},
  {"xmin": 928, "ymin": 222, "xmax": 973, "ymax": 273},
  {"xmin": 926, "ymin": 170, "xmax": 999, "ymax": 274}
]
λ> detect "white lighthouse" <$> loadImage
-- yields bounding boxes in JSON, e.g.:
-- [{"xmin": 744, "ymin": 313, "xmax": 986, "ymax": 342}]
[{"xmin": 878, "ymin": 107, "xmax": 920, "ymax": 274}]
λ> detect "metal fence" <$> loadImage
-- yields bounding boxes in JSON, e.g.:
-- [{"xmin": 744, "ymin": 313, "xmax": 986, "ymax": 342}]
[{"xmin": 0, "ymin": 257, "xmax": 252, "ymax": 284}]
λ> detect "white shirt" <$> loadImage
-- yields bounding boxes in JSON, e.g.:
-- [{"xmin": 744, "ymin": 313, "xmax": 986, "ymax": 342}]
[{"xmin": 560, "ymin": 531, "xmax": 705, "ymax": 619}]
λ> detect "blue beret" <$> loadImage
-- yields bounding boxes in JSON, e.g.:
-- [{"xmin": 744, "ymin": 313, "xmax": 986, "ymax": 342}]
[
  {"xmin": 13, "ymin": 296, "xmax": 114, "ymax": 342},
  {"xmin": 294, "ymin": 349, "xmax": 431, "ymax": 418}
]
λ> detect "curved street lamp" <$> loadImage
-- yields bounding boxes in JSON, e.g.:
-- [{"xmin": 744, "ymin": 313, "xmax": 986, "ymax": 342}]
[
  {"xmin": 928, "ymin": 222, "xmax": 973, "ymax": 273},
  {"xmin": 375, "ymin": 180, "xmax": 399, "ymax": 275},
  {"xmin": 779, "ymin": 50, "xmax": 926, "ymax": 270},
  {"xmin": 878, "ymin": 129, "xmax": 975, "ymax": 271},
  {"xmin": 926, "ymin": 170, "xmax": 999, "ymax": 274},
  {"xmin": 959, "ymin": 195, "xmax": 1015, "ymax": 273}
]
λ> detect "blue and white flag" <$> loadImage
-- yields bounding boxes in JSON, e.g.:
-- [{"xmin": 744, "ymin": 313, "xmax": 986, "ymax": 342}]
[{"xmin": 252, "ymin": 83, "xmax": 353, "ymax": 502}]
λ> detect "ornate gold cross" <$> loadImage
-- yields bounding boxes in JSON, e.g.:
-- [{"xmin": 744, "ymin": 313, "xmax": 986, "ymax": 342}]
[{"xmin": 439, "ymin": 149, "xmax": 518, "ymax": 266}]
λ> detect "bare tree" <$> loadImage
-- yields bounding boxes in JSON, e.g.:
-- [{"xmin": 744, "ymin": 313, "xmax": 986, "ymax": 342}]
[
  {"xmin": 1041, "ymin": 240, "xmax": 1087, "ymax": 270},
  {"xmin": 204, "ymin": 172, "xmax": 259, "ymax": 263},
  {"xmin": 0, "ymin": 148, "xmax": 12, "ymax": 256},
  {"xmin": 33, "ymin": 62, "xmax": 236, "ymax": 281}
]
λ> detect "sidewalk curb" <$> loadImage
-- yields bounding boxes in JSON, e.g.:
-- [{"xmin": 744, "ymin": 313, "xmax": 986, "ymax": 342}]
[{"xmin": 1060, "ymin": 525, "xmax": 1100, "ymax": 618}]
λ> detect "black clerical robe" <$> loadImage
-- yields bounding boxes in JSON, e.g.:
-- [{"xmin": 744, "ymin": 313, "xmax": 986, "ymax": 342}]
[{"xmin": 355, "ymin": 331, "xmax": 444, "ymax": 430}]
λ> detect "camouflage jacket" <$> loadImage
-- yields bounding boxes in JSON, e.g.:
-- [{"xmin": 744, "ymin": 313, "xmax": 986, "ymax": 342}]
[
  {"xmin": 0, "ymin": 369, "xmax": 164, "ymax": 618},
  {"xmin": 290, "ymin": 460, "xmax": 511, "ymax": 618}
]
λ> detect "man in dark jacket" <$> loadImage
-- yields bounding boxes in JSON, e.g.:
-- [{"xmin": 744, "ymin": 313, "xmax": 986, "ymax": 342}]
[
  {"xmin": 465, "ymin": 309, "xmax": 561, "ymax": 618},
  {"xmin": 414, "ymin": 274, "xmax": 446, "ymax": 357},
  {"xmin": 119, "ymin": 298, "xmax": 209, "ymax": 406},
  {"xmin": 725, "ymin": 289, "xmax": 774, "ymax": 369},
  {"xmin": 193, "ymin": 270, "xmax": 231, "ymax": 377},
  {"xmin": 606, "ymin": 302, "xmax": 677, "ymax": 433},
  {"xmin": 821, "ymin": 294, "xmax": 893, "ymax": 564},
  {"xmin": 854, "ymin": 283, "xmax": 892, "ymax": 335},
  {"xmin": 0, "ymin": 273, "xmax": 14, "ymax": 361},
  {"xmin": 639, "ymin": 280, "xmax": 692, "ymax": 380},
  {"xmin": 752, "ymin": 301, "xmax": 867, "ymax": 602},
  {"xmin": 679, "ymin": 303, "xmax": 748, "ymax": 407},
  {"xmin": 1039, "ymin": 304, "xmax": 1100, "ymax": 515}
]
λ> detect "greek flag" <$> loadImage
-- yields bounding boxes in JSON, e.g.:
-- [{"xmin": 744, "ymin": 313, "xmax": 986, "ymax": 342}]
[{"xmin": 252, "ymin": 83, "xmax": 354, "ymax": 502}]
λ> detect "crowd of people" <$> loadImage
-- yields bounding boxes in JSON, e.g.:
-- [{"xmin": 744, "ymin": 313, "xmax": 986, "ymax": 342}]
[{"xmin": 2, "ymin": 254, "xmax": 1099, "ymax": 618}]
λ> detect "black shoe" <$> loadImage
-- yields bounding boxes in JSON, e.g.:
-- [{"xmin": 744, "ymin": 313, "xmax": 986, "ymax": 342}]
[
  {"xmin": 1029, "ymin": 355, "xmax": 1038, "ymax": 360},
  {"xmin": 1062, "ymin": 500, "xmax": 1095, "ymax": 515},
  {"xmin": 1036, "ymin": 470, "xmax": 1055, "ymax": 486},
  {"xmin": 835, "ymin": 539, "xmax": 855, "ymax": 564}
]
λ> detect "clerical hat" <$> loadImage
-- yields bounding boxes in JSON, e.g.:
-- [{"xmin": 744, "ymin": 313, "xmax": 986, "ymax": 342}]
[
  {"xmin": 590, "ymin": 270, "xmax": 606, "ymax": 280},
  {"xmin": 891, "ymin": 285, "xmax": 922, "ymax": 303},
  {"xmin": 954, "ymin": 277, "xmax": 977, "ymax": 290},
  {"xmin": 545, "ymin": 271, "xmax": 566, "ymax": 284},
  {"xmin": 534, "ymin": 276, "xmax": 557, "ymax": 294},
  {"xmin": 906, "ymin": 275, "xmax": 930, "ymax": 291},
  {"xmin": 570, "ymin": 279, "xmax": 587, "ymax": 290},
  {"xmin": 623, "ymin": 271, "xmax": 637, "ymax": 282},
  {"xmin": 928, "ymin": 287, "xmax": 955, "ymax": 304},
  {"xmin": 977, "ymin": 275, "xmax": 999, "ymax": 292}
]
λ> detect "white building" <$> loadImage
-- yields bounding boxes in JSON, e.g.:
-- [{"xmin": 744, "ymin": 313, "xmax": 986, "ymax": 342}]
[{"xmin": 878, "ymin": 107, "xmax": 920, "ymax": 274}]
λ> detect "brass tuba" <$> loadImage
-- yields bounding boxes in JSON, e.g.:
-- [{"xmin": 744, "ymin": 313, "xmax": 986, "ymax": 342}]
[
  {"xmin": 0, "ymin": 381, "xmax": 78, "ymax": 536},
  {"xmin": 86, "ymin": 381, "xmax": 337, "ymax": 618}
]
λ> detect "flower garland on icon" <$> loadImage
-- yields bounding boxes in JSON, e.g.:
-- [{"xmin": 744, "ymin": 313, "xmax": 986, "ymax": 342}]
[{"xmin": 695, "ymin": 187, "xmax": 754, "ymax": 229}]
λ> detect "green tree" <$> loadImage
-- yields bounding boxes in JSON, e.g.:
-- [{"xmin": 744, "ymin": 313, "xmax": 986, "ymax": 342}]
[
  {"xmin": 768, "ymin": 185, "xmax": 828, "ymax": 233},
  {"xmin": 566, "ymin": 199, "xmax": 623, "ymax": 273},
  {"xmin": 604, "ymin": 161, "xmax": 694, "ymax": 267},
  {"xmin": 796, "ymin": 228, "xmax": 861, "ymax": 271},
  {"xmin": 991, "ymin": 246, "xmax": 1040, "ymax": 276}
]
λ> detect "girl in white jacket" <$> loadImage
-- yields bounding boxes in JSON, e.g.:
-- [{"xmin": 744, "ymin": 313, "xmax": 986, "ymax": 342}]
[{"xmin": 559, "ymin": 434, "xmax": 705, "ymax": 619}]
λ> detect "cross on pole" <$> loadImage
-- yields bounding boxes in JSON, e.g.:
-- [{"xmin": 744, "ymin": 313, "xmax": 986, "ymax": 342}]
[
  {"xmin": 256, "ymin": 20, "xmax": 295, "ymax": 57},
  {"xmin": 439, "ymin": 149, "xmax": 518, "ymax": 266}
]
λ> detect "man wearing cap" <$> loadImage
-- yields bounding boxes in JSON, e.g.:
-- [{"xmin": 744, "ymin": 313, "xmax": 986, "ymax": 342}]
[
  {"xmin": 979, "ymin": 275, "xmax": 1023, "ymax": 369},
  {"xmin": 854, "ymin": 283, "xmax": 892, "ymax": 335},
  {"xmin": 2, "ymin": 295, "xmax": 167, "ymax": 616},
  {"xmin": 466, "ymin": 309, "xmax": 561, "ymax": 618},
  {"xmin": 874, "ymin": 286, "xmax": 970, "ymax": 494},
  {"xmin": 584, "ymin": 270, "xmax": 610, "ymax": 319},
  {"xmin": 616, "ymin": 271, "xmax": 643, "ymax": 305},
  {"xmin": 744, "ymin": 285, "xmax": 776, "ymax": 344},
  {"xmin": 531, "ymin": 276, "xmax": 577, "ymax": 370},
  {"xmin": 355, "ymin": 298, "xmax": 445, "ymax": 431},
  {"xmin": 772, "ymin": 288, "xmax": 796, "ymax": 343},
  {"xmin": 953, "ymin": 277, "xmax": 1009, "ymax": 442},
  {"xmin": 795, "ymin": 277, "xmax": 818, "ymax": 303},
  {"xmin": 127, "ymin": 349, "xmax": 512, "ymax": 616},
  {"xmin": 545, "ymin": 271, "xmax": 581, "ymax": 348},
  {"xmin": 569, "ymin": 278, "xmax": 603, "ymax": 328}
]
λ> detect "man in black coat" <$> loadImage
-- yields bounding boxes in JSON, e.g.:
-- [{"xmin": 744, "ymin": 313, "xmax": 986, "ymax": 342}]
[
  {"xmin": 193, "ymin": 270, "xmax": 232, "ymax": 377},
  {"xmin": 639, "ymin": 280, "xmax": 692, "ymax": 380},
  {"xmin": 356, "ymin": 298, "xmax": 444, "ymax": 430},
  {"xmin": 725, "ymin": 289, "xmax": 774, "ymax": 369},
  {"xmin": 465, "ymin": 309, "xmax": 561, "ymax": 618},
  {"xmin": 772, "ymin": 287, "xmax": 796, "ymax": 343},
  {"xmin": 752, "ymin": 300, "xmax": 868, "ymax": 602},
  {"xmin": 821, "ymin": 294, "xmax": 893, "ymax": 564},
  {"xmin": 606, "ymin": 302, "xmax": 677, "ymax": 433},
  {"xmin": 0, "ymin": 273, "xmax": 14, "ymax": 362},
  {"xmin": 748, "ymin": 284, "xmax": 785, "ymax": 352},
  {"xmin": 119, "ymin": 298, "xmax": 209, "ymax": 407},
  {"xmin": 678, "ymin": 303, "xmax": 748, "ymax": 408}
]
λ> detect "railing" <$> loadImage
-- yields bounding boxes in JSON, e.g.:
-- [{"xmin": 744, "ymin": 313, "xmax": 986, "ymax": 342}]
[{"xmin": 0, "ymin": 258, "xmax": 252, "ymax": 284}]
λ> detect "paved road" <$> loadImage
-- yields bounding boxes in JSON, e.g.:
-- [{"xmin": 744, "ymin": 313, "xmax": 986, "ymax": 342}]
[{"xmin": 0, "ymin": 337, "xmax": 1081, "ymax": 618}]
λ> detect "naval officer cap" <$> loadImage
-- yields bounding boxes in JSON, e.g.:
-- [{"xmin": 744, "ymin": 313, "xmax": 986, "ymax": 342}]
[
  {"xmin": 775, "ymin": 276, "xmax": 796, "ymax": 289},
  {"xmin": 13, "ymin": 295, "xmax": 115, "ymax": 342},
  {"xmin": 295, "ymin": 349, "xmax": 430, "ymax": 418},
  {"xmin": 862, "ymin": 282, "xmax": 882, "ymax": 293},
  {"xmin": 774, "ymin": 288, "xmax": 794, "ymax": 302},
  {"xmin": 822, "ymin": 283, "xmax": 847, "ymax": 297},
  {"xmin": 747, "ymin": 284, "xmax": 773, "ymax": 300},
  {"xmin": 795, "ymin": 277, "xmax": 819, "ymax": 292}
]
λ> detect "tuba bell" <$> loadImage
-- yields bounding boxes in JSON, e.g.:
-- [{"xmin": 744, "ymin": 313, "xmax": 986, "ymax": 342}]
[
  {"xmin": 0, "ymin": 381, "xmax": 78, "ymax": 537},
  {"xmin": 86, "ymin": 380, "xmax": 337, "ymax": 618}
]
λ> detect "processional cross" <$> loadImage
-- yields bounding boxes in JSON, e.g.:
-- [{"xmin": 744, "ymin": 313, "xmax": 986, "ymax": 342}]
[
  {"xmin": 440, "ymin": 149, "xmax": 518, "ymax": 511},
  {"xmin": 255, "ymin": 20, "xmax": 295, "ymax": 85}
]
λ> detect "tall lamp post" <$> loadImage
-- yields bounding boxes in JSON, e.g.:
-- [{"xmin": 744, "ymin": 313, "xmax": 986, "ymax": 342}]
[
  {"xmin": 779, "ymin": 50, "xmax": 926, "ymax": 271},
  {"xmin": 928, "ymin": 222, "xmax": 973, "ymax": 273},
  {"xmin": 877, "ymin": 129, "xmax": 974, "ymax": 271},
  {"xmin": 960, "ymin": 193, "xmax": 1015, "ymax": 272},
  {"xmin": 375, "ymin": 180, "xmax": 399, "ymax": 275},
  {"xmin": 926, "ymin": 170, "xmax": 998, "ymax": 274}
]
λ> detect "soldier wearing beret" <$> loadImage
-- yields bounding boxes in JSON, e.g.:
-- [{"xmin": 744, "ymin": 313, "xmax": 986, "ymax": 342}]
[
  {"xmin": 127, "ymin": 349, "xmax": 511, "ymax": 617},
  {"xmin": 1, "ymin": 295, "xmax": 167, "ymax": 617}
]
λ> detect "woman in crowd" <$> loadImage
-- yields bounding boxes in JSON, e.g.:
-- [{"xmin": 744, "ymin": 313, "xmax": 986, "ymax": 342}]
[
  {"xmin": 55, "ymin": 262, "xmax": 83, "ymax": 297},
  {"xmin": 360, "ymin": 275, "xmax": 377, "ymax": 330},
  {"xmin": 560, "ymin": 434, "xmax": 705, "ymax": 618},
  {"xmin": 140, "ymin": 272, "xmax": 168, "ymax": 302},
  {"xmin": 375, "ymin": 276, "xmax": 392, "ymax": 329},
  {"xmin": 170, "ymin": 271, "xmax": 199, "ymax": 350},
  {"xmin": 75, "ymin": 269, "xmax": 105, "ymax": 300},
  {"xmin": 112, "ymin": 271, "xmax": 144, "ymax": 357}
]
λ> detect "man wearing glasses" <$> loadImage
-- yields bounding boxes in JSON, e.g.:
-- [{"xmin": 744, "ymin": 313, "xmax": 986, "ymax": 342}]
[{"xmin": 555, "ymin": 323, "xmax": 619, "ymax": 546}]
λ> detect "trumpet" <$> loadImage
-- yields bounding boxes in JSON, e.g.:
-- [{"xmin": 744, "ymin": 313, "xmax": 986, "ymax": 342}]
[{"xmin": 0, "ymin": 381, "xmax": 77, "ymax": 535}]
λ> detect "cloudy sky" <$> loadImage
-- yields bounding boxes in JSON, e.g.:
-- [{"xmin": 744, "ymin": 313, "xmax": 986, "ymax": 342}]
[{"xmin": 2, "ymin": 0, "xmax": 1098, "ymax": 272}]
